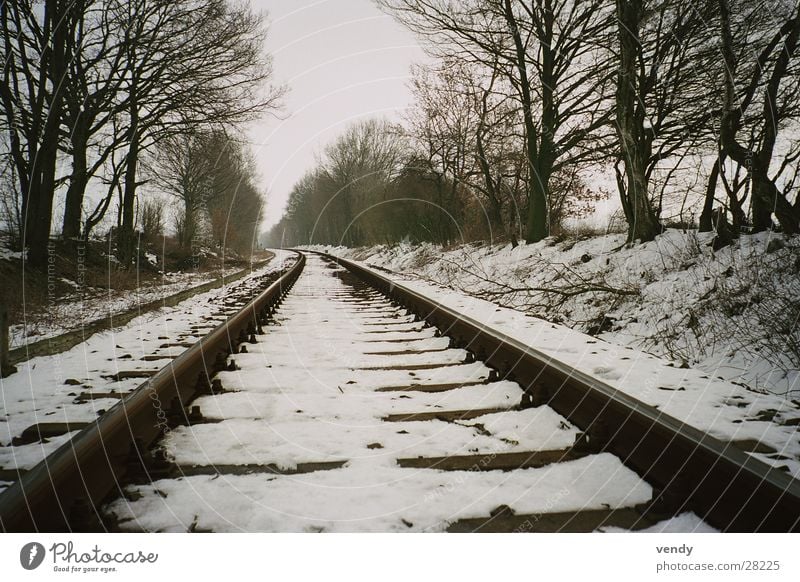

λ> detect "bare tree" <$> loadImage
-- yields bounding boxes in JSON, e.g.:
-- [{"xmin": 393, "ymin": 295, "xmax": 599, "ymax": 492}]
[
  {"xmin": 205, "ymin": 135, "xmax": 265, "ymax": 256},
  {"xmin": 0, "ymin": 0, "xmax": 282, "ymax": 267},
  {"xmin": 139, "ymin": 197, "xmax": 164, "ymax": 247},
  {"xmin": 147, "ymin": 131, "xmax": 216, "ymax": 248},
  {"xmin": 110, "ymin": 0, "xmax": 283, "ymax": 264},
  {"xmin": 319, "ymin": 119, "xmax": 407, "ymax": 246},
  {"xmin": 379, "ymin": 0, "xmax": 614, "ymax": 243},
  {"xmin": 0, "ymin": 1, "xmax": 77, "ymax": 267},
  {"xmin": 275, "ymin": 170, "xmax": 325, "ymax": 245},
  {"xmin": 405, "ymin": 60, "xmax": 527, "ymax": 240},
  {"xmin": 718, "ymin": 0, "xmax": 800, "ymax": 234},
  {"xmin": 613, "ymin": 0, "xmax": 724, "ymax": 242},
  {"xmin": 404, "ymin": 63, "xmax": 478, "ymax": 244},
  {"xmin": 60, "ymin": 1, "xmax": 130, "ymax": 241},
  {"xmin": 149, "ymin": 129, "xmax": 264, "ymax": 256},
  {"xmin": 614, "ymin": 0, "xmax": 661, "ymax": 242}
]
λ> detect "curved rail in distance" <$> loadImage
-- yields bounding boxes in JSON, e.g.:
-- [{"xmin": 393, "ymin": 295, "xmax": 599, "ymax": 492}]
[
  {"xmin": 0, "ymin": 253, "xmax": 306, "ymax": 532},
  {"xmin": 326, "ymin": 252, "xmax": 800, "ymax": 532}
]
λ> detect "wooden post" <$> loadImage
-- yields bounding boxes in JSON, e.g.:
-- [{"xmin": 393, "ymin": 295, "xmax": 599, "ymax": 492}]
[{"xmin": 1, "ymin": 303, "xmax": 16, "ymax": 377}]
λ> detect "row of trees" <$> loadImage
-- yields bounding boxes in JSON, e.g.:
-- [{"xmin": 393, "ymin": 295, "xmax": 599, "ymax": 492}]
[
  {"xmin": 270, "ymin": 119, "xmax": 460, "ymax": 247},
  {"xmin": 268, "ymin": 110, "xmax": 605, "ymax": 247},
  {"xmin": 0, "ymin": 0, "xmax": 280, "ymax": 268},
  {"xmin": 270, "ymin": 0, "xmax": 800, "ymax": 248},
  {"xmin": 149, "ymin": 131, "xmax": 265, "ymax": 254}
]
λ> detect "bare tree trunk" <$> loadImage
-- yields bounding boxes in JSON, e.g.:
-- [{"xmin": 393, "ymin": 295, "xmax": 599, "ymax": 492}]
[
  {"xmin": 699, "ymin": 153, "xmax": 723, "ymax": 232},
  {"xmin": 9, "ymin": 0, "xmax": 72, "ymax": 268},
  {"xmin": 119, "ymin": 137, "xmax": 139, "ymax": 263},
  {"xmin": 475, "ymin": 123, "xmax": 503, "ymax": 232},
  {"xmin": 537, "ymin": 1, "xmax": 557, "ymax": 236},
  {"xmin": 503, "ymin": 0, "xmax": 548, "ymax": 243},
  {"xmin": 181, "ymin": 192, "xmax": 197, "ymax": 249},
  {"xmin": 614, "ymin": 0, "xmax": 660, "ymax": 243},
  {"xmin": 62, "ymin": 122, "xmax": 88, "ymax": 240},
  {"xmin": 750, "ymin": 171, "xmax": 775, "ymax": 231},
  {"xmin": 752, "ymin": 170, "xmax": 800, "ymax": 233},
  {"xmin": 718, "ymin": 0, "xmax": 800, "ymax": 234},
  {"xmin": 118, "ymin": 81, "xmax": 140, "ymax": 264},
  {"xmin": 26, "ymin": 153, "xmax": 59, "ymax": 268},
  {"xmin": 27, "ymin": 2, "xmax": 70, "ymax": 267}
]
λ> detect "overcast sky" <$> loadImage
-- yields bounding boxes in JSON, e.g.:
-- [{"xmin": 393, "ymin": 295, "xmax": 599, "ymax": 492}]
[{"xmin": 247, "ymin": 0, "xmax": 427, "ymax": 231}]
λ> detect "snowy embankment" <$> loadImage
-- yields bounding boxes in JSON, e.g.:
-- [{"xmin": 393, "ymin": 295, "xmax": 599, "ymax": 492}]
[
  {"xmin": 10, "ymin": 264, "xmax": 244, "ymax": 349},
  {"xmin": 310, "ymin": 231, "xmax": 800, "ymax": 477},
  {"xmin": 0, "ymin": 250, "xmax": 296, "ymax": 490}
]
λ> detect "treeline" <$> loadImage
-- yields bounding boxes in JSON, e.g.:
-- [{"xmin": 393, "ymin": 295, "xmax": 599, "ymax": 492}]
[
  {"xmin": 146, "ymin": 130, "xmax": 266, "ymax": 256},
  {"xmin": 269, "ymin": 0, "xmax": 800, "ymax": 248},
  {"xmin": 0, "ymin": 0, "xmax": 281, "ymax": 268}
]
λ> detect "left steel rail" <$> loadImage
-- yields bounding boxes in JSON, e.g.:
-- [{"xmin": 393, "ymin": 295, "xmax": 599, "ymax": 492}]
[{"xmin": 0, "ymin": 253, "xmax": 306, "ymax": 532}]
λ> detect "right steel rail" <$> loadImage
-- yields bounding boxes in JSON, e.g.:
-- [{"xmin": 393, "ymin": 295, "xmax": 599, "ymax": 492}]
[{"xmin": 328, "ymin": 253, "xmax": 800, "ymax": 532}]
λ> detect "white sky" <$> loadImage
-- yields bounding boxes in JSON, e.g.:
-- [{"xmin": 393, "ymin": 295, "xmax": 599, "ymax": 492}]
[{"xmin": 247, "ymin": 0, "xmax": 427, "ymax": 231}]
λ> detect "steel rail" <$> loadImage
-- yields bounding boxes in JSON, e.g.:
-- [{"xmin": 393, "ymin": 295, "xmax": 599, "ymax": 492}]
[
  {"xmin": 0, "ymin": 253, "xmax": 306, "ymax": 532},
  {"xmin": 326, "ymin": 252, "xmax": 800, "ymax": 532}
]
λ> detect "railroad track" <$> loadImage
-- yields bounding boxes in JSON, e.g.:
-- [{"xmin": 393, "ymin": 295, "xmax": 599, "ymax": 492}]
[{"xmin": 0, "ymin": 251, "xmax": 798, "ymax": 532}]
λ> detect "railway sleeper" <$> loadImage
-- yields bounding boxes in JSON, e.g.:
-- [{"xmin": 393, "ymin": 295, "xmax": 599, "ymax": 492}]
[
  {"xmin": 396, "ymin": 449, "xmax": 587, "ymax": 472},
  {"xmin": 375, "ymin": 380, "xmax": 489, "ymax": 393},
  {"xmin": 174, "ymin": 460, "xmax": 347, "ymax": 477},
  {"xmin": 75, "ymin": 391, "xmax": 129, "ymax": 403},
  {"xmin": 11, "ymin": 422, "xmax": 92, "ymax": 446},
  {"xmin": 382, "ymin": 407, "xmax": 514, "ymax": 422},
  {"xmin": 103, "ymin": 370, "xmax": 156, "ymax": 382},
  {"xmin": 447, "ymin": 507, "xmax": 659, "ymax": 533},
  {"xmin": 573, "ymin": 420, "xmax": 611, "ymax": 454}
]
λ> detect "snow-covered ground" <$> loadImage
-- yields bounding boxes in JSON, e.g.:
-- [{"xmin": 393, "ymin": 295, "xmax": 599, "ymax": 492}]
[
  {"xmin": 307, "ymin": 234, "xmax": 800, "ymax": 480},
  {"xmin": 4, "ymin": 246, "xmax": 794, "ymax": 531},
  {"xmin": 9, "ymin": 264, "xmax": 248, "ymax": 348},
  {"xmin": 104, "ymin": 255, "xmax": 703, "ymax": 533},
  {"xmin": 318, "ymin": 231, "xmax": 800, "ymax": 397},
  {"xmin": 0, "ymin": 250, "xmax": 296, "ymax": 487}
]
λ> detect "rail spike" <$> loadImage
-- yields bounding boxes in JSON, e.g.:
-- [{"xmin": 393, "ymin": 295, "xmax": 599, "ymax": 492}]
[
  {"xmin": 520, "ymin": 382, "xmax": 549, "ymax": 409},
  {"xmin": 573, "ymin": 420, "xmax": 609, "ymax": 454}
]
